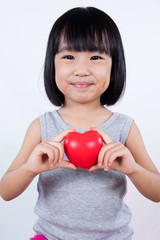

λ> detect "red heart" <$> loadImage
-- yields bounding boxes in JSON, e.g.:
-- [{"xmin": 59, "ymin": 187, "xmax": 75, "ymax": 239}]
[{"xmin": 64, "ymin": 130, "xmax": 103, "ymax": 169}]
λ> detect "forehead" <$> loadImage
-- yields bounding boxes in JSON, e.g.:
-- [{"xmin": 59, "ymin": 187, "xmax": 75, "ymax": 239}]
[
  {"xmin": 56, "ymin": 32, "xmax": 110, "ymax": 55},
  {"xmin": 57, "ymin": 37, "xmax": 69, "ymax": 52}
]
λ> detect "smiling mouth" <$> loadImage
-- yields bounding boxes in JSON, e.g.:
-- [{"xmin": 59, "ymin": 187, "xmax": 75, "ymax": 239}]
[{"xmin": 71, "ymin": 83, "xmax": 93, "ymax": 88}]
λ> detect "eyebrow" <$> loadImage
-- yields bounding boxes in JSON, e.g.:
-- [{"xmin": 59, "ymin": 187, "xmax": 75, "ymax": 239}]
[{"xmin": 57, "ymin": 46, "xmax": 72, "ymax": 53}]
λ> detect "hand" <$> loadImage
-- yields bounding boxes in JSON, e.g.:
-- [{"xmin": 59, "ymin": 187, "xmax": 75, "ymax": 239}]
[
  {"xmin": 88, "ymin": 128, "xmax": 137, "ymax": 175},
  {"xmin": 25, "ymin": 128, "xmax": 77, "ymax": 176}
]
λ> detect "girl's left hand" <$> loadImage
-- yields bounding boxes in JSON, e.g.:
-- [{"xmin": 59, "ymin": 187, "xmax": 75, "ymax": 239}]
[{"xmin": 88, "ymin": 128, "xmax": 137, "ymax": 175}]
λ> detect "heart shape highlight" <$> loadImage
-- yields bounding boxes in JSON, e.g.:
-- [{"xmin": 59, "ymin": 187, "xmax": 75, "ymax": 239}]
[{"xmin": 64, "ymin": 130, "xmax": 103, "ymax": 169}]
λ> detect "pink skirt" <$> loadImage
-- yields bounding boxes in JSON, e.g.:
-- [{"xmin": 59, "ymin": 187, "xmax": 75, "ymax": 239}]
[{"xmin": 29, "ymin": 235, "xmax": 47, "ymax": 240}]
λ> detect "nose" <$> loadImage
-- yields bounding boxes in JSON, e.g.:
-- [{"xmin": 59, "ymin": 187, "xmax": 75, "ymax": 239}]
[{"xmin": 73, "ymin": 59, "xmax": 90, "ymax": 77}]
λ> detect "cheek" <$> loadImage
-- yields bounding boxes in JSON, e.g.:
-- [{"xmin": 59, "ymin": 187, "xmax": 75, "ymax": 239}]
[
  {"xmin": 55, "ymin": 68, "xmax": 63, "ymax": 91},
  {"xmin": 101, "ymin": 78, "xmax": 110, "ymax": 93},
  {"xmin": 100, "ymin": 69, "xmax": 111, "ymax": 91},
  {"xmin": 55, "ymin": 62, "xmax": 69, "ymax": 83},
  {"xmin": 55, "ymin": 76, "xmax": 64, "ymax": 92},
  {"xmin": 55, "ymin": 69, "xmax": 70, "ymax": 96},
  {"xmin": 54, "ymin": 58, "xmax": 67, "ymax": 93},
  {"xmin": 55, "ymin": 65, "xmax": 64, "ymax": 87}
]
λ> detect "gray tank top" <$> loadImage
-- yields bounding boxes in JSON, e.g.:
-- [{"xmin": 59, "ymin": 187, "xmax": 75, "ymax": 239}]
[{"xmin": 33, "ymin": 110, "xmax": 134, "ymax": 240}]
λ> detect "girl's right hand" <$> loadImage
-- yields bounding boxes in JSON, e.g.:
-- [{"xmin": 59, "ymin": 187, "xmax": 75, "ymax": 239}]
[{"xmin": 25, "ymin": 128, "xmax": 77, "ymax": 176}]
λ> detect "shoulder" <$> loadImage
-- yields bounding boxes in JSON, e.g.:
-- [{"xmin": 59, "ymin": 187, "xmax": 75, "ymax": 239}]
[
  {"xmin": 38, "ymin": 110, "xmax": 57, "ymax": 128},
  {"xmin": 112, "ymin": 112, "xmax": 134, "ymax": 145},
  {"xmin": 18, "ymin": 118, "xmax": 41, "ymax": 157},
  {"xmin": 125, "ymin": 121, "xmax": 143, "ymax": 149},
  {"xmin": 115, "ymin": 112, "xmax": 133, "ymax": 123},
  {"xmin": 125, "ymin": 121, "xmax": 149, "ymax": 159},
  {"xmin": 23, "ymin": 118, "xmax": 41, "ymax": 146},
  {"xmin": 108, "ymin": 112, "xmax": 134, "ymax": 130},
  {"xmin": 27, "ymin": 118, "xmax": 41, "ymax": 137},
  {"xmin": 38, "ymin": 110, "xmax": 59, "ymax": 141}
]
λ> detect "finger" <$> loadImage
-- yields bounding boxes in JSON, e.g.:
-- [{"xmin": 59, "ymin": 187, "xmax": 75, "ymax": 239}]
[
  {"xmin": 88, "ymin": 163, "xmax": 102, "ymax": 172},
  {"xmin": 97, "ymin": 142, "xmax": 118, "ymax": 167},
  {"xmin": 52, "ymin": 146, "xmax": 59, "ymax": 164},
  {"xmin": 103, "ymin": 145, "xmax": 124, "ymax": 170},
  {"xmin": 46, "ymin": 149, "xmax": 57, "ymax": 168},
  {"xmin": 44, "ymin": 141, "xmax": 64, "ymax": 163},
  {"xmin": 38, "ymin": 144, "xmax": 56, "ymax": 168},
  {"xmin": 108, "ymin": 146, "xmax": 127, "ymax": 166},
  {"xmin": 90, "ymin": 127, "xmax": 112, "ymax": 144},
  {"xmin": 43, "ymin": 141, "xmax": 60, "ymax": 164},
  {"xmin": 59, "ymin": 160, "xmax": 77, "ymax": 170},
  {"xmin": 53, "ymin": 128, "xmax": 76, "ymax": 142}
]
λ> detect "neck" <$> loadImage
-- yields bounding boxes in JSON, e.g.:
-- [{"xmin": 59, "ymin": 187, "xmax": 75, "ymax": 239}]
[
  {"xmin": 57, "ymin": 99, "xmax": 112, "ymax": 129},
  {"xmin": 61, "ymin": 99, "xmax": 104, "ymax": 118}
]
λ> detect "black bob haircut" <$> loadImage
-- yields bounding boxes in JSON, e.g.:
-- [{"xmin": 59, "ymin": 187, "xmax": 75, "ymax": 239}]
[{"xmin": 44, "ymin": 7, "xmax": 126, "ymax": 106}]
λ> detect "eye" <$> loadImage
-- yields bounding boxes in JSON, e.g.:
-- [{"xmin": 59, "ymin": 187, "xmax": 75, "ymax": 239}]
[
  {"xmin": 90, "ymin": 56, "xmax": 103, "ymax": 60},
  {"xmin": 63, "ymin": 55, "xmax": 75, "ymax": 60}
]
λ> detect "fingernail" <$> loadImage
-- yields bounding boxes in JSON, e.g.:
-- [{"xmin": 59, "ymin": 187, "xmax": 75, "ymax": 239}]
[
  {"xmin": 104, "ymin": 167, "xmax": 108, "ymax": 171},
  {"xmin": 98, "ymin": 162, "xmax": 102, "ymax": 167},
  {"xmin": 50, "ymin": 163, "xmax": 55, "ymax": 169},
  {"xmin": 59, "ymin": 158, "xmax": 63, "ymax": 163}
]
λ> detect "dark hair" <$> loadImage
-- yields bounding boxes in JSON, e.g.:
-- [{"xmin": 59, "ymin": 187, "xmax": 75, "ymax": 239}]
[{"xmin": 44, "ymin": 7, "xmax": 126, "ymax": 106}]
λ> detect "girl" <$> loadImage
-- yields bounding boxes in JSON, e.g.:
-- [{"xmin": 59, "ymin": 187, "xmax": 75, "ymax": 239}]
[{"xmin": 0, "ymin": 6, "xmax": 160, "ymax": 240}]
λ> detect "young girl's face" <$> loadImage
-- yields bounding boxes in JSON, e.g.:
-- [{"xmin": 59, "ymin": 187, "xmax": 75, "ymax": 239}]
[{"xmin": 54, "ymin": 39, "xmax": 112, "ymax": 106}]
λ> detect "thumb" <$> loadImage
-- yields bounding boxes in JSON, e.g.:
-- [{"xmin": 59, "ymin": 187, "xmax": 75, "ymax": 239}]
[
  {"xmin": 90, "ymin": 127, "xmax": 113, "ymax": 144},
  {"xmin": 59, "ymin": 160, "xmax": 77, "ymax": 170},
  {"xmin": 53, "ymin": 128, "xmax": 76, "ymax": 143}
]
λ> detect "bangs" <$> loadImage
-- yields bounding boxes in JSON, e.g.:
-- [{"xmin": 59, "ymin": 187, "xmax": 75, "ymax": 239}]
[
  {"xmin": 62, "ymin": 28, "xmax": 110, "ymax": 54},
  {"xmin": 56, "ymin": 8, "xmax": 111, "ymax": 54}
]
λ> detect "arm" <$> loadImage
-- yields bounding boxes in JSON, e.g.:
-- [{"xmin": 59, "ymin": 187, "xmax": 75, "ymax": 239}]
[
  {"xmin": 89, "ymin": 123, "xmax": 160, "ymax": 202},
  {"xmin": 125, "ymin": 122, "xmax": 160, "ymax": 202},
  {"xmin": 0, "ymin": 119, "xmax": 41, "ymax": 201},
  {"xmin": 0, "ymin": 119, "xmax": 76, "ymax": 201}
]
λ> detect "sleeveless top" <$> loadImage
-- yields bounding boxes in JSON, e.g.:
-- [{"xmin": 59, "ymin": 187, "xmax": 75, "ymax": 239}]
[{"xmin": 33, "ymin": 110, "xmax": 134, "ymax": 240}]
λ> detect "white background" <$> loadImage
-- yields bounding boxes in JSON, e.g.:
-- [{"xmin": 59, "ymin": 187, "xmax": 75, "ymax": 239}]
[{"xmin": 0, "ymin": 0, "xmax": 160, "ymax": 239}]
